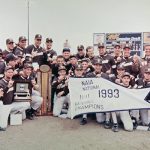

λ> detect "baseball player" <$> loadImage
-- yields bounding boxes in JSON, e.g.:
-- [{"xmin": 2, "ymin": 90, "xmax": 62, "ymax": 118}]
[{"xmin": 52, "ymin": 65, "xmax": 70, "ymax": 118}]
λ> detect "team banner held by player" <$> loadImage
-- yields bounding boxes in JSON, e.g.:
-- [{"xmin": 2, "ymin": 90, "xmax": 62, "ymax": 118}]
[{"xmin": 68, "ymin": 78, "xmax": 150, "ymax": 119}]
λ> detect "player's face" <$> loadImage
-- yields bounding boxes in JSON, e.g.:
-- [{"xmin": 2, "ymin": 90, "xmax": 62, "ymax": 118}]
[
  {"xmin": 19, "ymin": 40, "xmax": 27, "ymax": 49},
  {"xmin": 24, "ymin": 68, "xmax": 32, "ymax": 76},
  {"xmin": 8, "ymin": 60, "xmax": 16, "ymax": 68},
  {"xmin": 58, "ymin": 70, "xmax": 66, "ymax": 76},
  {"xmin": 57, "ymin": 58, "xmax": 64, "ymax": 65},
  {"xmin": 123, "ymin": 48, "xmax": 130, "ymax": 57},
  {"xmin": 117, "ymin": 69, "xmax": 125, "ymax": 76},
  {"xmin": 144, "ymin": 72, "xmax": 150, "ymax": 81},
  {"xmin": 82, "ymin": 62, "xmax": 88, "ymax": 70},
  {"xmin": 144, "ymin": 46, "xmax": 150, "ymax": 57},
  {"xmin": 7, "ymin": 42, "xmax": 14, "ymax": 50},
  {"xmin": 98, "ymin": 47, "xmax": 106, "ymax": 55},
  {"xmin": 86, "ymin": 48, "xmax": 94, "ymax": 58},
  {"xmin": 70, "ymin": 57, "xmax": 77, "ymax": 65},
  {"xmin": 16, "ymin": 57, "xmax": 22, "ymax": 64},
  {"xmin": 94, "ymin": 64, "xmax": 102, "ymax": 72},
  {"xmin": 122, "ymin": 76, "xmax": 130, "ymax": 86},
  {"xmin": 75, "ymin": 69, "xmax": 83, "ymax": 77},
  {"xmin": 34, "ymin": 38, "xmax": 42, "ymax": 47},
  {"xmin": 5, "ymin": 69, "xmax": 14, "ymax": 79},
  {"xmin": 63, "ymin": 51, "xmax": 70, "ymax": 59},
  {"xmin": 114, "ymin": 46, "xmax": 121, "ymax": 55},
  {"xmin": 78, "ymin": 49, "xmax": 84, "ymax": 56},
  {"xmin": 46, "ymin": 42, "xmax": 52, "ymax": 49}
]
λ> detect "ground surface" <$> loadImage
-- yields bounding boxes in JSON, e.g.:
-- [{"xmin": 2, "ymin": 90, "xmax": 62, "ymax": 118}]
[{"xmin": 0, "ymin": 116, "xmax": 150, "ymax": 150}]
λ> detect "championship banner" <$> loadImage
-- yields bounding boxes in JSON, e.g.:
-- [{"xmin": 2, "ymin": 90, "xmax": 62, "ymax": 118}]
[{"xmin": 68, "ymin": 78, "xmax": 150, "ymax": 119}]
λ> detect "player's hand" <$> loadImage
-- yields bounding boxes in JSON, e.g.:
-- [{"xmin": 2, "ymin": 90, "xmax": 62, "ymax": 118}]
[
  {"xmin": 0, "ymin": 88, "xmax": 4, "ymax": 97},
  {"xmin": 65, "ymin": 78, "xmax": 69, "ymax": 86},
  {"xmin": 58, "ymin": 76, "xmax": 65, "ymax": 82},
  {"xmin": 106, "ymin": 69, "xmax": 111, "ymax": 74},
  {"xmin": 117, "ymin": 57, "xmax": 122, "ymax": 62},
  {"xmin": 115, "ymin": 79, "xmax": 121, "ymax": 84},
  {"xmin": 8, "ymin": 80, "xmax": 14, "ymax": 88},
  {"xmin": 130, "ymin": 75, "xmax": 135, "ymax": 80},
  {"xmin": 57, "ymin": 91, "xmax": 64, "ymax": 98},
  {"xmin": 19, "ymin": 71, "xmax": 24, "ymax": 76},
  {"xmin": 133, "ymin": 54, "xmax": 140, "ymax": 65},
  {"xmin": 13, "ymin": 70, "xmax": 18, "ymax": 75},
  {"xmin": 46, "ymin": 56, "xmax": 52, "ymax": 62},
  {"xmin": 31, "ymin": 51, "xmax": 37, "ymax": 58},
  {"xmin": 96, "ymin": 74, "xmax": 101, "ymax": 77},
  {"xmin": 31, "ymin": 79, "xmax": 36, "ymax": 86}
]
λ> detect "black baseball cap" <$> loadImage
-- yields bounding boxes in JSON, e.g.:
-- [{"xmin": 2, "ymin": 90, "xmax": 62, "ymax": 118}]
[
  {"xmin": 35, "ymin": 34, "xmax": 42, "ymax": 39},
  {"xmin": 123, "ymin": 44, "xmax": 131, "ymax": 49},
  {"xmin": 75, "ymin": 64, "xmax": 83, "ymax": 70},
  {"xmin": 81, "ymin": 58, "xmax": 90, "ymax": 63},
  {"xmin": 77, "ymin": 45, "xmax": 84, "ymax": 50},
  {"xmin": 70, "ymin": 55, "xmax": 77, "ymax": 59},
  {"xmin": 6, "ymin": 38, "xmax": 14, "ymax": 44},
  {"xmin": 117, "ymin": 65, "xmax": 125, "ymax": 70},
  {"xmin": 122, "ymin": 72, "xmax": 130, "ymax": 78},
  {"xmin": 58, "ymin": 65, "xmax": 66, "ymax": 71},
  {"xmin": 23, "ymin": 63, "xmax": 33, "ymax": 70},
  {"xmin": 46, "ymin": 38, "xmax": 53, "ymax": 43},
  {"xmin": 93, "ymin": 59, "xmax": 102, "ymax": 65},
  {"xmin": 19, "ymin": 36, "xmax": 27, "ymax": 42},
  {"xmin": 5, "ymin": 53, "xmax": 17, "ymax": 63},
  {"xmin": 62, "ymin": 48, "xmax": 70, "ymax": 53},
  {"xmin": 17, "ymin": 54, "xmax": 24, "ymax": 58},
  {"xmin": 114, "ymin": 43, "xmax": 121, "ymax": 48},
  {"xmin": 98, "ymin": 43, "xmax": 105, "ymax": 48}
]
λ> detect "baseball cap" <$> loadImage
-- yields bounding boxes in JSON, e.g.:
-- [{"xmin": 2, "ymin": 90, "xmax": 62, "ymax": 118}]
[
  {"xmin": 62, "ymin": 48, "xmax": 70, "ymax": 53},
  {"xmin": 6, "ymin": 38, "xmax": 14, "ymax": 44},
  {"xmin": 70, "ymin": 55, "xmax": 77, "ymax": 59},
  {"xmin": 93, "ymin": 59, "xmax": 102, "ymax": 65},
  {"xmin": 75, "ymin": 64, "xmax": 83, "ymax": 70},
  {"xmin": 122, "ymin": 72, "xmax": 130, "ymax": 78},
  {"xmin": 144, "ymin": 44, "xmax": 150, "ymax": 47},
  {"xmin": 35, "ymin": 34, "xmax": 42, "ymax": 39},
  {"xmin": 98, "ymin": 43, "xmax": 105, "ymax": 48},
  {"xmin": 23, "ymin": 63, "xmax": 33, "ymax": 70},
  {"xmin": 17, "ymin": 54, "xmax": 24, "ymax": 58},
  {"xmin": 114, "ymin": 43, "xmax": 121, "ymax": 48},
  {"xmin": 123, "ymin": 44, "xmax": 131, "ymax": 49},
  {"xmin": 77, "ymin": 45, "xmax": 84, "ymax": 50},
  {"xmin": 46, "ymin": 38, "xmax": 53, "ymax": 43},
  {"xmin": 5, "ymin": 53, "xmax": 17, "ymax": 63},
  {"xmin": 19, "ymin": 36, "xmax": 27, "ymax": 42},
  {"xmin": 117, "ymin": 65, "xmax": 125, "ymax": 70},
  {"xmin": 58, "ymin": 65, "xmax": 66, "ymax": 71},
  {"xmin": 81, "ymin": 58, "xmax": 90, "ymax": 63}
]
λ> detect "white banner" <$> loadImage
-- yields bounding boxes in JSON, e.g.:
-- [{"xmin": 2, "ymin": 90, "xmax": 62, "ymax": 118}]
[{"xmin": 68, "ymin": 78, "xmax": 150, "ymax": 119}]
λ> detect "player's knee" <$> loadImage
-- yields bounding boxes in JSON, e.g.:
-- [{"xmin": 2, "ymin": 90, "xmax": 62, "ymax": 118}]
[
  {"xmin": 124, "ymin": 123, "xmax": 133, "ymax": 131},
  {"xmin": 53, "ymin": 110, "xmax": 60, "ymax": 117}
]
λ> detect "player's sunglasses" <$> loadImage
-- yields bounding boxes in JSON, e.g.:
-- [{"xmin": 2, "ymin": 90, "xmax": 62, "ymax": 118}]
[
  {"xmin": 36, "ymin": 39, "xmax": 41, "ymax": 41},
  {"xmin": 8, "ymin": 42, "xmax": 14, "ymax": 45}
]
